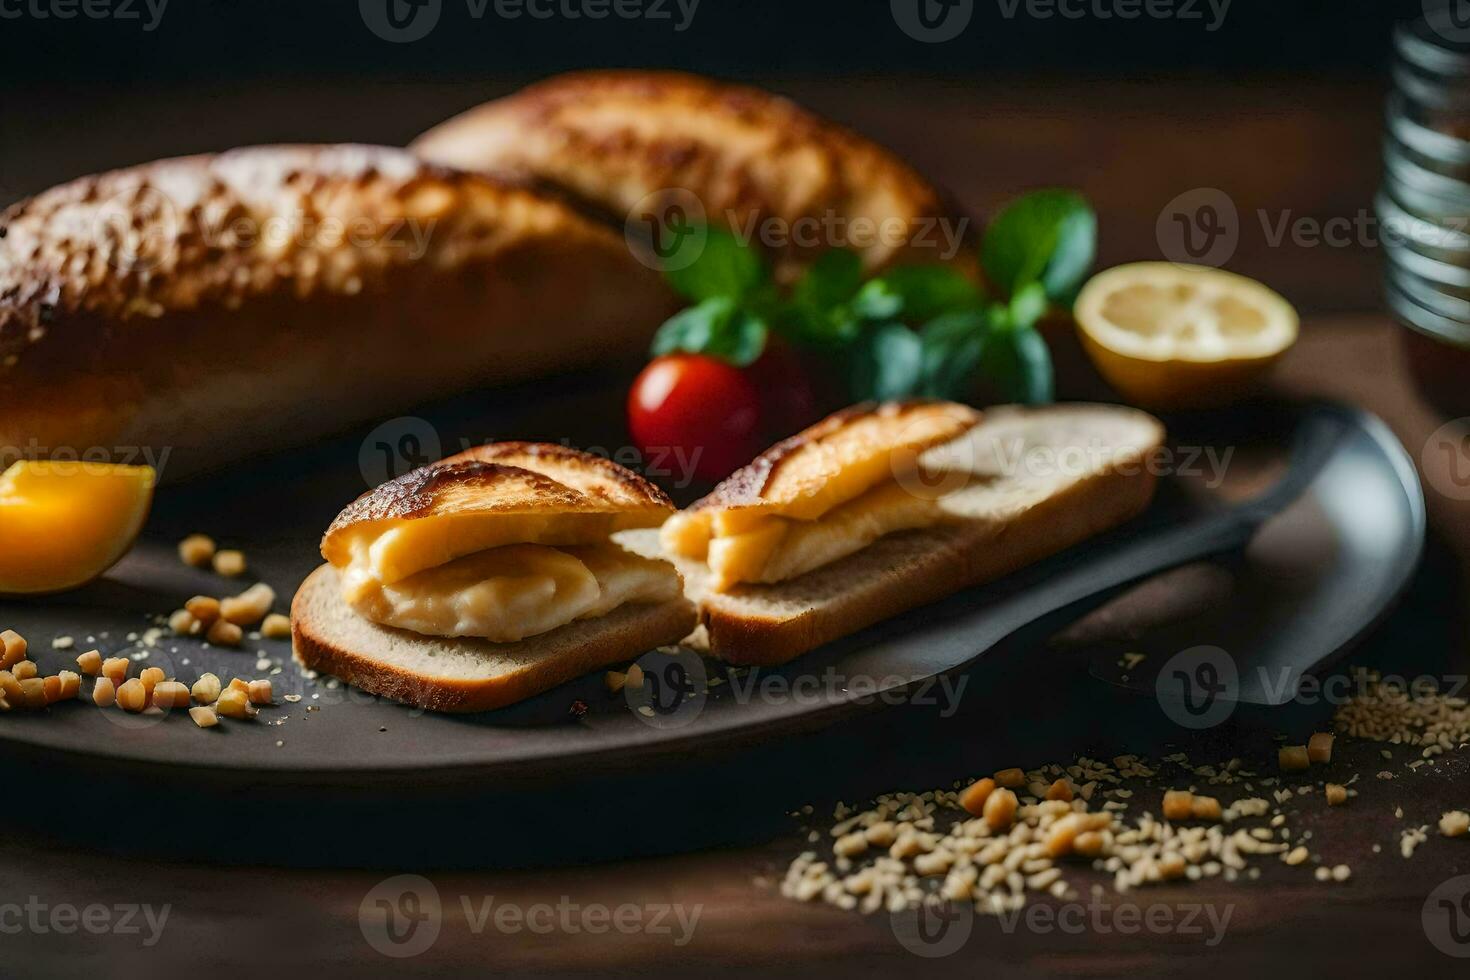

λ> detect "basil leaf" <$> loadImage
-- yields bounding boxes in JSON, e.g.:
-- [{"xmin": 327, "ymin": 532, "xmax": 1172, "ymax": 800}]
[
  {"xmin": 851, "ymin": 279, "xmax": 904, "ymax": 320},
  {"xmin": 651, "ymin": 296, "xmax": 769, "ymax": 367},
  {"xmin": 980, "ymin": 323, "xmax": 1054, "ymax": 405},
  {"xmin": 869, "ymin": 265, "xmax": 984, "ymax": 322},
  {"xmin": 794, "ymin": 249, "xmax": 864, "ymax": 313},
  {"xmin": 848, "ymin": 322, "xmax": 924, "ymax": 401},
  {"xmin": 918, "ymin": 310, "xmax": 990, "ymax": 400},
  {"xmin": 981, "ymin": 190, "xmax": 1096, "ymax": 305},
  {"xmin": 1007, "ymin": 281, "xmax": 1049, "ymax": 332},
  {"xmin": 665, "ymin": 228, "xmax": 768, "ymax": 303}
]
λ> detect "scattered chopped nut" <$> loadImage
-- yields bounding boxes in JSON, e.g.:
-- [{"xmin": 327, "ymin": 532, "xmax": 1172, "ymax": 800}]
[
  {"xmin": 1278, "ymin": 746, "xmax": 1310, "ymax": 772},
  {"xmin": 168, "ymin": 609, "xmax": 200, "ymax": 636},
  {"xmin": 116, "ymin": 678, "xmax": 147, "ymax": 712},
  {"xmin": 12, "ymin": 660, "xmax": 36, "ymax": 681},
  {"xmin": 101, "ymin": 657, "xmax": 128, "ymax": 685},
  {"xmin": 215, "ymin": 688, "xmax": 251, "ymax": 719},
  {"xmin": 178, "ymin": 534, "xmax": 216, "ymax": 567},
  {"xmin": 56, "ymin": 670, "xmax": 80, "ymax": 700},
  {"xmin": 188, "ymin": 705, "xmax": 219, "ymax": 729},
  {"xmin": 1441, "ymin": 811, "xmax": 1470, "ymax": 838},
  {"xmin": 1325, "ymin": 784, "xmax": 1349, "ymax": 806},
  {"xmin": 212, "ymin": 549, "xmax": 246, "ymax": 577},
  {"xmin": 604, "ymin": 670, "xmax": 626, "ymax": 693},
  {"xmin": 151, "ymin": 681, "xmax": 190, "ymax": 709},
  {"xmin": 75, "ymin": 649, "xmax": 102, "ymax": 675},
  {"xmin": 260, "ymin": 613, "xmax": 291, "ymax": 639},
  {"xmin": 92, "ymin": 677, "xmax": 116, "ymax": 707},
  {"xmin": 247, "ymin": 679, "xmax": 272, "ymax": 705},
  {"xmin": 0, "ymin": 629, "xmax": 27, "ymax": 668},
  {"xmin": 983, "ymin": 787, "xmax": 1018, "ymax": 831},
  {"xmin": 139, "ymin": 666, "xmax": 165, "ymax": 699},
  {"xmin": 625, "ymin": 663, "xmax": 645, "ymax": 691},
  {"xmin": 960, "ymin": 778, "xmax": 996, "ymax": 816},
  {"xmin": 18, "ymin": 677, "xmax": 46, "ymax": 709},
  {"xmin": 221, "ymin": 583, "xmax": 275, "ymax": 625},
  {"xmin": 1045, "ymin": 779, "xmax": 1074, "ymax": 802},
  {"xmin": 184, "ymin": 595, "xmax": 221, "ymax": 626},
  {"xmin": 206, "ymin": 618, "xmax": 243, "ymax": 646},
  {"xmin": 191, "ymin": 672, "xmax": 222, "ymax": 704},
  {"xmin": 1163, "ymin": 790, "xmax": 1194, "ymax": 821},
  {"xmin": 994, "ymin": 767, "xmax": 1026, "ymax": 789},
  {"xmin": 1190, "ymin": 795, "xmax": 1223, "ymax": 822},
  {"xmin": 1307, "ymin": 732, "xmax": 1334, "ymax": 764},
  {"xmin": 0, "ymin": 671, "xmax": 19, "ymax": 703}
]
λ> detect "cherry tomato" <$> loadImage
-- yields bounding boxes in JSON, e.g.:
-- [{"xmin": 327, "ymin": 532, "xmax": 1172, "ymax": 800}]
[
  {"xmin": 744, "ymin": 339, "xmax": 823, "ymax": 439},
  {"xmin": 628, "ymin": 354, "xmax": 763, "ymax": 483}
]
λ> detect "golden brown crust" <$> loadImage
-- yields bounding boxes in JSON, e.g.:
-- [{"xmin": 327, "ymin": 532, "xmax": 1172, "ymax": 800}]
[
  {"xmin": 412, "ymin": 70, "xmax": 969, "ymax": 281},
  {"xmin": 0, "ymin": 145, "xmax": 678, "ymax": 476},
  {"xmin": 445, "ymin": 442, "xmax": 674, "ymax": 512},
  {"xmin": 689, "ymin": 400, "xmax": 983, "ymax": 514},
  {"xmin": 321, "ymin": 442, "xmax": 676, "ymax": 557},
  {"xmin": 291, "ymin": 564, "xmax": 696, "ymax": 713}
]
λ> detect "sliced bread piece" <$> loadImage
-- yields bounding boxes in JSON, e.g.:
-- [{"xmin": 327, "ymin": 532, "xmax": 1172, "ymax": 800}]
[
  {"xmin": 292, "ymin": 563, "xmax": 696, "ymax": 713},
  {"xmin": 620, "ymin": 403, "xmax": 1165, "ymax": 666}
]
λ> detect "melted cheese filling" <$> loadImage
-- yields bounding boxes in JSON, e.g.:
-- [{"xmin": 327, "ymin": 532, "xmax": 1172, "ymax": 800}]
[
  {"xmin": 673, "ymin": 479, "xmax": 951, "ymax": 591},
  {"xmin": 335, "ymin": 524, "xmax": 678, "ymax": 642}
]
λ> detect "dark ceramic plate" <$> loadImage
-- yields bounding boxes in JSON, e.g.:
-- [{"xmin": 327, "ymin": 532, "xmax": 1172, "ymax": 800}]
[{"xmin": 0, "ymin": 386, "xmax": 1423, "ymax": 785}]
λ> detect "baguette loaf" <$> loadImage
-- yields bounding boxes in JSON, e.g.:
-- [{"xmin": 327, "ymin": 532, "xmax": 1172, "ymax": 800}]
[
  {"xmin": 621, "ymin": 404, "xmax": 1166, "ymax": 666},
  {"xmin": 413, "ymin": 70, "xmax": 972, "ymax": 282},
  {"xmin": 0, "ymin": 144, "xmax": 678, "ymax": 477}
]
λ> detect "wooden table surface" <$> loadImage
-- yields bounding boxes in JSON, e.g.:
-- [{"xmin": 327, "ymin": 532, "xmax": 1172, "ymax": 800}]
[{"xmin": 8, "ymin": 77, "xmax": 1470, "ymax": 978}]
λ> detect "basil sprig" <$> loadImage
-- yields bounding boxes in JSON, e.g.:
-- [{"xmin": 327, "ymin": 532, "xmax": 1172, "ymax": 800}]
[{"xmin": 647, "ymin": 189, "xmax": 1096, "ymax": 405}]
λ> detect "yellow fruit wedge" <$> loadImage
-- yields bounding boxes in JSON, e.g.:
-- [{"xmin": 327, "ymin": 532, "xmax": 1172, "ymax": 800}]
[
  {"xmin": 0, "ymin": 460, "xmax": 155, "ymax": 594},
  {"xmin": 1074, "ymin": 262, "xmax": 1299, "ymax": 409}
]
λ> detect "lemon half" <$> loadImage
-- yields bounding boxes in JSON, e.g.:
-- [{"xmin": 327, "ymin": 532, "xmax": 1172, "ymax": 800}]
[{"xmin": 1074, "ymin": 262, "xmax": 1298, "ymax": 409}]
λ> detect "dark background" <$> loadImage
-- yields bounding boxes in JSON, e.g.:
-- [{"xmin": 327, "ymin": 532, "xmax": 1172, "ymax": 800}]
[
  {"xmin": 0, "ymin": 0, "xmax": 1420, "ymax": 83},
  {"xmin": 0, "ymin": 0, "xmax": 1427, "ymax": 312}
]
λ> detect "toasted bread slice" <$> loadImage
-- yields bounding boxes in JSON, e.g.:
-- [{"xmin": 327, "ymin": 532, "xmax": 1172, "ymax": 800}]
[
  {"xmin": 292, "ymin": 564, "xmax": 696, "ymax": 713},
  {"xmin": 623, "ymin": 404, "xmax": 1166, "ymax": 666},
  {"xmin": 321, "ymin": 442, "xmax": 674, "ymax": 578},
  {"xmin": 412, "ymin": 70, "xmax": 970, "ymax": 281},
  {"xmin": 691, "ymin": 400, "xmax": 982, "ymax": 521}
]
